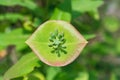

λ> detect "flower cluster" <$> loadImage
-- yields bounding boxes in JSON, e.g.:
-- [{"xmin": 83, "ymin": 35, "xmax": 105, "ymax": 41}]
[{"xmin": 48, "ymin": 29, "xmax": 67, "ymax": 57}]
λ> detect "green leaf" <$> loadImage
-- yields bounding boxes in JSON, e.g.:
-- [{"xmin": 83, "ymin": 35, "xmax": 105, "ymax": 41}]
[
  {"xmin": 26, "ymin": 20, "xmax": 87, "ymax": 66},
  {"xmin": 0, "ymin": 0, "xmax": 37, "ymax": 10},
  {"xmin": 75, "ymin": 71, "xmax": 89, "ymax": 80},
  {"xmin": 103, "ymin": 16, "xmax": 119, "ymax": 32},
  {"xmin": 0, "ymin": 29, "xmax": 29, "ymax": 50},
  {"xmin": 116, "ymin": 38, "xmax": 120, "ymax": 53},
  {"xmin": 0, "ymin": 13, "xmax": 25, "ymax": 23},
  {"xmin": 19, "ymin": 0, "xmax": 37, "ymax": 10},
  {"xmin": 110, "ymin": 72, "xmax": 117, "ymax": 80},
  {"xmin": 72, "ymin": 0, "xmax": 103, "ymax": 13},
  {"xmin": 0, "ymin": 76, "xmax": 3, "ymax": 80},
  {"xmin": 46, "ymin": 67, "xmax": 61, "ymax": 80},
  {"xmin": 57, "ymin": 0, "xmax": 71, "ymax": 12},
  {"xmin": 84, "ymin": 34, "xmax": 96, "ymax": 40},
  {"xmin": 26, "ymin": 71, "xmax": 45, "ymax": 80},
  {"xmin": 50, "ymin": 8, "xmax": 71, "ymax": 22},
  {"xmin": 0, "ymin": 0, "xmax": 21, "ymax": 6},
  {"xmin": 4, "ymin": 53, "xmax": 40, "ymax": 80}
]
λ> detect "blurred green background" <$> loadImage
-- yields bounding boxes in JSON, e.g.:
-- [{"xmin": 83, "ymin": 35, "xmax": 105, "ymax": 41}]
[{"xmin": 0, "ymin": 0, "xmax": 120, "ymax": 80}]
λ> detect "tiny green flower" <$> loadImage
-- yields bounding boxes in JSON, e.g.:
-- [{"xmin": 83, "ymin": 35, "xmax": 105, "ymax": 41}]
[
  {"xmin": 48, "ymin": 29, "xmax": 67, "ymax": 57},
  {"xmin": 26, "ymin": 20, "xmax": 88, "ymax": 66}
]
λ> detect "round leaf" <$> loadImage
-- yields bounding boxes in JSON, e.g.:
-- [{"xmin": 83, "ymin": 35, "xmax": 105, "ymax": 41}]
[{"xmin": 26, "ymin": 20, "xmax": 87, "ymax": 66}]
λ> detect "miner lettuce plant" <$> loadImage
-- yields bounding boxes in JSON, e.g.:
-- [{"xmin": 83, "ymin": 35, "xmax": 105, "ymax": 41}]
[
  {"xmin": 26, "ymin": 20, "xmax": 87, "ymax": 66},
  {"xmin": 0, "ymin": 0, "xmax": 105, "ymax": 80}
]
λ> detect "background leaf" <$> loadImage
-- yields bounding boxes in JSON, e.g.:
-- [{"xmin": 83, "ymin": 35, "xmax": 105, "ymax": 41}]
[
  {"xmin": 103, "ymin": 16, "xmax": 119, "ymax": 32},
  {"xmin": 0, "ymin": 29, "xmax": 29, "ymax": 50},
  {"xmin": 0, "ymin": 13, "xmax": 25, "ymax": 23},
  {"xmin": 4, "ymin": 53, "xmax": 40, "ymax": 80},
  {"xmin": 46, "ymin": 67, "xmax": 61, "ymax": 80},
  {"xmin": 75, "ymin": 72, "xmax": 89, "ymax": 80},
  {"xmin": 50, "ymin": 8, "xmax": 71, "ymax": 22},
  {"xmin": 84, "ymin": 34, "xmax": 96, "ymax": 40},
  {"xmin": 0, "ymin": 0, "xmax": 37, "ymax": 10},
  {"xmin": 72, "ymin": 0, "xmax": 103, "ymax": 13}
]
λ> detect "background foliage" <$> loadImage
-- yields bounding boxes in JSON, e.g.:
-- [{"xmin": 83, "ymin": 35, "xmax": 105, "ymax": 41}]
[{"xmin": 0, "ymin": 0, "xmax": 120, "ymax": 80}]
